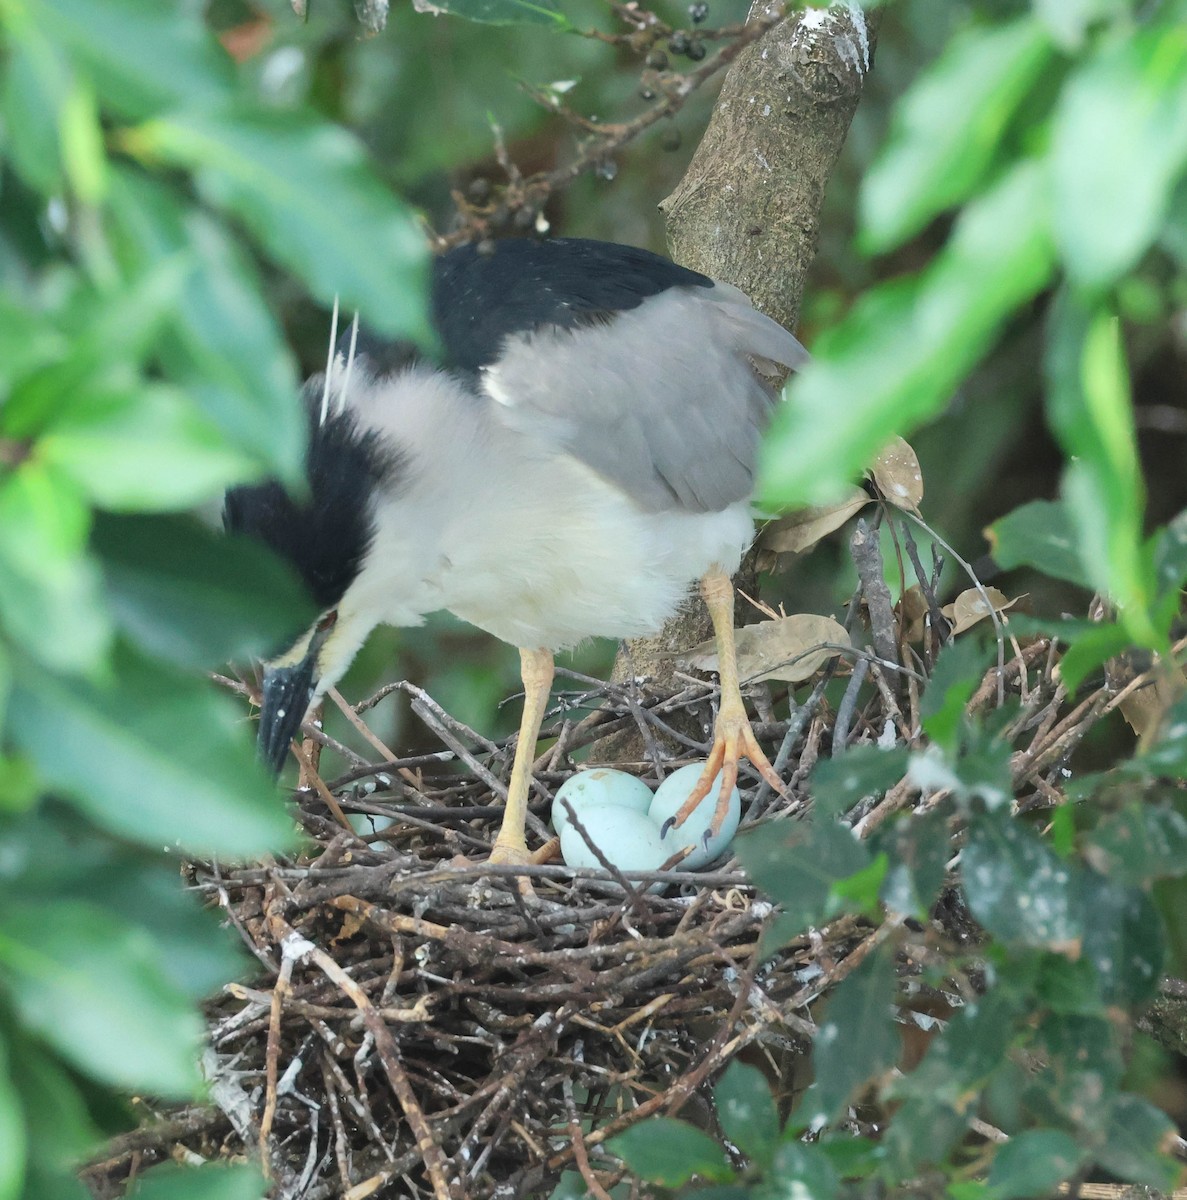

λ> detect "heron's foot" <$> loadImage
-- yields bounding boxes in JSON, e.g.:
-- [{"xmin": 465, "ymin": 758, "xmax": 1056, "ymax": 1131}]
[
  {"xmin": 488, "ymin": 837, "xmax": 539, "ymax": 896},
  {"xmin": 666, "ymin": 707, "xmax": 785, "ymax": 840}
]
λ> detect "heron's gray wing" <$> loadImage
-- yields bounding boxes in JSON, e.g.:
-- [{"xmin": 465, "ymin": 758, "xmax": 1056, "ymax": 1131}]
[{"xmin": 481, "ymin": 284, "xmax": 808, "ymax": 514}]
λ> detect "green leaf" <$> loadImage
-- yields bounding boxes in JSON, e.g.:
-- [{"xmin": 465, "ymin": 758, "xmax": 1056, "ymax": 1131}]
[
  {"xmin": 1142, "ymin": 694, "xmax": 1187, "ymax": 776},
  {"xmin": 1080, "ymin": 870, "xmax": 1163, "ymax": 1006},
  {"xmin": 755, "ymin": 1143, "xmax": 838, "ymax": 1200},
  {"xmin": 1, "ymin": 16, "xmax": 71, "ymax": 195},
  {"xmin": 58, "ymin": 76, "xmax": 106, "ymax": 205},
  {"xmin": 985, "ymin": 499, "xmax": 1090, "ymax": 589},
  {"xmin": 1033, "ymin": 0, "xmax": 1115, "ymax": 49},
  {"xmin": 1153, "ymin": 508, "xmax": 1187, "ymax": 598},
  {"xmin": 0, "ymin": 463, "xmax": 110, "ymax": 675},
  {"xmin": 815, "ymin": 1135, "xmax": 880, "ymax": 1178},
  {"xmin": 0, "ymin": 1030, "xmax": 26, "ymax": 1200},
  {"xmin": 130, "ymin": 108, "xmax": 430, "ymax": 342},
  {"xmin": 713, "ymin": 1061, "xmax": 779, "ymax": 1166},
  {"xmin": 1052, "ymin": 25, "xmax": 1187, "ymax": 292},
  {"xmin": 1057, "ymin": 621, "xmax": 1133, "ymax": 693},
  {"xmin": 949, "ymin": 728, "xmax": 1014, "ymax": 812},
  {"xmin": 3, "ymin": 257, "xmax": 191, "ymax": 440},
  {"xmin": 962, "ymin": 810, "xmax": 1082, "ymax": 948},
  {"xmin": 807, "ymin": 944, "xmax": 898, "ymax": 1123},
  {"xmin": 39, "ymin": 0, "xmax": 235, "ymax": 120},
  {"xmin": 761, "ymin": 160, "xmax": 1056, "ymax": 508},
  {"xmin": 39, "ymin": 385, "xmax": 256, "ymax": 511},
  {"xmin": 3, "ymin": 813, "xmax": 246, "ymax": 1001},
  {"xmin": 1085, "ymin": 802, "xmax": 1187, "ymax": 885},
  {"xmin": 860, "ymin": 18, "xmax": 1054, "ymax": 252},
  {"xmin": 920, "ymin": 637, "xmax": 994, "ymax": 751},
  {"xmin": 829, "ymin": 853, "xmax": 888, "ymax": 914},
  {"xmin": 0, "ymin": 25, "xmax": 106, "ymax": 205},
  {"xmin": 1095, "ymin": 1094, "xmax": 1178, "ymax": 1190},
  {"xmin": 0, "ymin": 755, "xmax": 38, "ymax": 814},
  {"xmin": 417, "ymin": 0, "xmax": 572, "ymax": 27},
  {"xmin": 894, "ymin": 986, "xmax": 1023, "ymax": 1109},
  {"xmin": 609, "ymin": 1118, "xmax": 733, "ymax": 1187},
  {"xmin": 949, "ymin": 1185, "xmax": 991, "ymax": 1200},
  {"xmin": 8, "ymin": 644, "xmax": 297, "ymax": 857},
  {"xmin": 0, "ymin": 901, "xmax": 202, "ymax": 1097},
  {"xmin": 106, "ymin": 168, "xmax": 303, "ymax": 484},
  {"xmin": 0, "ymin": 643, "xmax": 9, "ymax": 733},
  {"xmin": 811, "ymin": 746, "xmax": 909, "ymax": 819},
  {"xmin": 1047, "ymin": 296, "xmax": 1156, "ymax": 645},
  {"xmin": 1030, "ymin": 1012, "xmax": 1122, "ymax": 1131},
  {"xmin": 126, "ymin": 1164, "xmax": 268, "ymax": 1200},
  {"xmin": 1034, "ymin": 952, "xmax": 1106, "ymax": 1016},
  {"xmin": 987, "ymin": 1130, "xmax": 1083, "ymax": 1199},
  {"xmin": 876, "ymin": 806, "xmax": 950, "ymax": 918},
  {"xmin": 737, "ymin": 818, "xmax": 870, "ymax": 946},
  {"xmin": 882, "ymin": 1099, "xmax": 969, "ymax": 1177},
  {"xmin": 0, "ymin": 300, "xmax": 66, "ymax": 395},
  {"xmin": 93, "ymin": 513, "xmax": 314, "ymax": 671},
  {"xmin": 6, "ymin": 1036, "xmax": 101, "ymax": 1179},
  {"xmin": 545, "ymin": 1172, "xmax": 588, "ymax": 1200}
]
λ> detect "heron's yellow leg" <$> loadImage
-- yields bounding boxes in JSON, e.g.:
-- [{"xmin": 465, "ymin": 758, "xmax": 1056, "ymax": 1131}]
[
  {"xmin": 490, "ymin": 647, "xmax": 554, "ymax": 874},
  {"xmin": 665, "ymin": 570, "xmax": 785, "ymax": 837}
]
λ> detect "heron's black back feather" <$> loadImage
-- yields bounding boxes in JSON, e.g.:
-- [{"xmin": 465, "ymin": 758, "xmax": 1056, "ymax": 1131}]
[
  {"xmin": 431, "ymin": 238, "xmax": 713, "ymax": 372},
  {"xmin": 335, "ymin": 238, "xmax": 713, "ymax": 377},
  {"xmin": 223, "ymin": 389, "xmax": 403, "ymax": 610}
]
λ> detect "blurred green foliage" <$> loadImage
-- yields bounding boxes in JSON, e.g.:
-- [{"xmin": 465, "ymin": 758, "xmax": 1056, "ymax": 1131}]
[
  {"xmin": 0, "ymin": 0, "xmax": 432, "ymax": 1193},
  {"xmin": 0, "ymin": 0, "xmax": 1185, "ymax": 1197}
]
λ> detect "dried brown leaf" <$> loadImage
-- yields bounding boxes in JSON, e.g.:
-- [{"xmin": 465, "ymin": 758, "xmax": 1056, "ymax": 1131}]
[
  {"xmin": 679, "ymin": 613, "xmax": 851, "ymax": 683},
  {"xmin": 940, "ymin": 587, "xmax": 1021, "ymax": 636},
  {"xmin": 1107, "ymin": 654, "xmax": 1187, "ymax": 738},
  {"xmin": 899, "ymin": 584, "xmax": 929, "ymax": 644},
  {"xmin": 758, "ymin": 488, "xmax": 870, "ymax": 558},
  {"xmin": 871, "ymin": 436, "xmax": 924, "ymax": 512}
]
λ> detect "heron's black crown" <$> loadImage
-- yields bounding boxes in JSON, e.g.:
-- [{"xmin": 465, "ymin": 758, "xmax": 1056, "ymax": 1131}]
[{"xmin": 223, "ymin": 390, "xmax": 402, "ymax": 611}]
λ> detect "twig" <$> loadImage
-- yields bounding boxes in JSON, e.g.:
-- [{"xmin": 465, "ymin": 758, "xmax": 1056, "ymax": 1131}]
[
  {"xmin": 265, "ymin": 910, "xmax": 459, "ymax": 1200},
  {"xmin": 850, "ymin": 518, "xmax": 900, "ymax": 677}
]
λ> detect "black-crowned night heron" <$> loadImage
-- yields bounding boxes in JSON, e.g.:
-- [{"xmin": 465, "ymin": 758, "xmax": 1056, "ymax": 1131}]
[{"xmin": 225, "ymin": 237, "xmax": 807, "ymax": 868}]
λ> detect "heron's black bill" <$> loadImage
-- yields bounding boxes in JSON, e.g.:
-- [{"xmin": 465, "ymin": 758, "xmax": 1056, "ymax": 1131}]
[{"xmin": 259, "ymin": 660, "xmax": 317, "ymax": 775}]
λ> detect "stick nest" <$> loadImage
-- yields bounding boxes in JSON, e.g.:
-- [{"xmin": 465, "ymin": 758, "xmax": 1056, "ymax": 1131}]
[
  {"xmin": 86, "ymin": 654, "xmax": 868, "ymax": 1200},
  {"xmin": 85, "ymin": 514, "xmax": 1127, "ymax": 1200}
]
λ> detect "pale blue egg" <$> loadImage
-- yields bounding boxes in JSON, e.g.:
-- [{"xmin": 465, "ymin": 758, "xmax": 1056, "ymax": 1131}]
[
  {"xmin": 648, "ymin": 763, "xmax": 741, "ymax": 869},
  {"xmin": 552, "ymin": 768, "xmax": 653, "ymax": 837},
  {"xmin": 558, "ymin": 805, "xmax": 671, "ymax": 873}
]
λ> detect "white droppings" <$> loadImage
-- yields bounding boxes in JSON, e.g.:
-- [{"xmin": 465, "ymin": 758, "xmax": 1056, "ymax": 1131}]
[
  {"xmin": 908, "ymin": 1010, "xmax": 944, "ymax": 1032},
  {"xmin": 754, "ymin": 150, "xmax": 771, "ymax": 171},
  {"xmin": 795, "ymin": 2, "xmax": 870, "ymax": 77},
  {"xmin": 840, "ymin": 0, "xmax": 871, "ymax": 69}
]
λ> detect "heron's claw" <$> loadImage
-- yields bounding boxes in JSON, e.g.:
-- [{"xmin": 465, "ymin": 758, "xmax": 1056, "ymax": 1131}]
[{"xmin": 667, "ymin": 706, "xmax": 785, "ymax": 840}]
